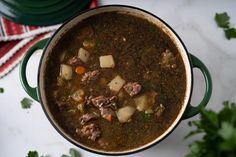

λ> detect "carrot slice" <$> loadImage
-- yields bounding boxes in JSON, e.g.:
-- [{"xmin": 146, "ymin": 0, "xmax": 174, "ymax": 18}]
[
  {"xmin": 75, "ymin": 66, "xmax": 86, "ymax": 75},
  {"xmin": 104, "ymin": 114, "xmax": 112, "ymax": 122}
]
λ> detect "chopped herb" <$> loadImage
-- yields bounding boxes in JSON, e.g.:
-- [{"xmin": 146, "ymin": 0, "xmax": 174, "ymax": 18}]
[
  {"xmin": 215, "ymin": 12, "xmax": 230, "ymax": 28},
  {"xmin": 60, "ymin": 155, "xmax": 69, "ymax": 157},
  {"xmin": 21, "ymin": 97, "xmax": 33, "ymax": 109},
  {"xmin": 27, "ymin": 151, "xmax": 39, "ymax": 157},
  {"xmin": 185, "ymin": 101, "xmax": 236, "ymax": 157},
  {"xmin": 0, "ymin": 87, "xmax": 4, "ymax": 93},
  {"xmin": 224, "ymin": 28, "xmax": 236, "ymax": 40},
  {"xmin": 139, "ymin": 112, "xmax": 151, "ymax": 121}
]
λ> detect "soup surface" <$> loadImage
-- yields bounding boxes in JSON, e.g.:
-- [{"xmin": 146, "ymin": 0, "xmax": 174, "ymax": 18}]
[{"xmin": 45, "ymin": 12, "xmax": 186, "ymax": 151}]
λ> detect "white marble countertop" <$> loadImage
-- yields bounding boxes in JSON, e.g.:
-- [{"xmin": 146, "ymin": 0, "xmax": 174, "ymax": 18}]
[{"xmin": 0, "ymin": 0, "xmax": 236, "ymax": 157}]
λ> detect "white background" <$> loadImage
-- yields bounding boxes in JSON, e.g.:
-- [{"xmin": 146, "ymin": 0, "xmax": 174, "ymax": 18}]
[{"xmin": 1, "ymin": 0, "xmax": 236, "ymax": 157}]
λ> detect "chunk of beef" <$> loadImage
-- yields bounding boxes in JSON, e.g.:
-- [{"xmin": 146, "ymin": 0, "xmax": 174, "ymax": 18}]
[
  {"xmin": 91, "ymin": 95, "xmax": 118, "ymax": 121},
  {"xmin": 100, "ymin": 107, "xmax": 116, "ymax": 119},
  {"xmin": 123, "ymin": 82, "xmax": 142, "ymax": 97},
  {"xmin": 91, "ymin": 95, "xmax": 117, "ymax": 109},
  {"xmin": 67, "ymin": 56, "xmax": 82, "ymax": 65},
  {"xmin": 81, "ymin": 70, "xmax": 100, "ymax": 84},
  {"xmin": 160, "ymin": 49, "xmax": 177, "ymax": 68},
  {"xmin": 80, "ymin": 113, "xmax": 99, "ymax": 125},
  {"xmin": 77, "ymin": 123, "xmax": 101, "ymax": 141}
]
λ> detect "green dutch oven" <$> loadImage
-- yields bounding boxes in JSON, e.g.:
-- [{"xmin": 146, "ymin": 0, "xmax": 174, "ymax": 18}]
[{"xmin": 19, "ymin": 5, "xmax": 212, "ymax": 156}]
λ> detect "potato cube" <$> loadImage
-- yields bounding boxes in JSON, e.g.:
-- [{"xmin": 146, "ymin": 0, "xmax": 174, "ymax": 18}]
[
  {"xmin": 134, "ymin": 94, "xmax": 148, "ymax": 111},
  {"xmin": 108, "ymin": 75, "xmax": 125, "ymax": 93},
  {"xmin": 78, "ymin": 48, "xmax": 90, "ymax": 63},
  {"xmin": 99, "ymin": 55, "xmax": 115, "ymax": 68},
  {"xmin": 60, "ymin": 64, "xmax": 72, "ymax": 80},
  {"xmin": 116, "ymin": 106, "xmax": 136, "ymax": 123}
]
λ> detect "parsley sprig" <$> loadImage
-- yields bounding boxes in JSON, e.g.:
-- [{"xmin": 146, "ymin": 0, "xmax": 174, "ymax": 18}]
[
  {"xmin": 185, "ymin": 101, "xmax": 236, "ymax": 157},
  {"xmin": 215, "ymin": 12, "xmax": 236, "ymax": 40},
  {"xmin": 26, "ymin": 148, "xmax": 79, "ymax": 157}
]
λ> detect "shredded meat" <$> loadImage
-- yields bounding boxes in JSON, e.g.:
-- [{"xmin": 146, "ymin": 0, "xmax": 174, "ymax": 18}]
[
  {"xmin": 67, "ymin": 56, "xmax": 81, "ymax": 65},
  {"xmin": 80, "ymin": 113, "xmax": 99, "ymax": 125},
  {"xmin": 91, "ymin": 95, "xmax": 118, "ymax": 120},
  {"xmin": 91, "ymin": 95, "xmax": 117, "ymax": 109},
  {"xmin": 100, "ymin": 107, "xmax": 116, "ymax": 118},
  {"xmin": 123, "ymin": 82, "xmax": 142, "ymax": 97},
  {"xmin": 81, "ymin": 70, "xmax": 100, "ymax": 84},
  {"xmin": 77, "ymin": 123, "xmax": 101, "ymax": 141}
]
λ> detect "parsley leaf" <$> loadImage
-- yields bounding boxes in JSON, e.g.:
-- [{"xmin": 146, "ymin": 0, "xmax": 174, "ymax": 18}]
[
  {"xmin": 26, "ymin": 148, "xmax": 78, "ymax": 157},
  {"xmin": 215, "ymin": 12, "xmax": 230, "ymax": 28},
  {"xmin": 0, "ymin": 87, "xmax": 4, "ymax": 93},
  {"xmin": 185, "ymin": 101, "xmax": 236, "ymax": 157},
  {"xmin": 69, "ymin": 148, "xmax": 78, "ymax": 157},
  {"xmin": 21, "ymin": 97, "xmax": 33, "ymax": 109},
  {"xmin": 224, "ymin": 28, "xmax": 236, "ymax": 39},
  {"xmin": 27, "ymin": 151, "xmax": 39, "ymax": 157},
  {"xmin": 60, "ymin": 148, "xmax": 79, "ymax": 157},
  {"xmin": 215, "ymin": 12, "xmax": 236, "ymax": 40}
]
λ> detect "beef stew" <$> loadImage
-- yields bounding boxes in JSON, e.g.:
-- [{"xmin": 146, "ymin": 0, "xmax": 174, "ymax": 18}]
[{"xmin": 45, "ymin": 12, "xmax": 186, "ymax": 151}]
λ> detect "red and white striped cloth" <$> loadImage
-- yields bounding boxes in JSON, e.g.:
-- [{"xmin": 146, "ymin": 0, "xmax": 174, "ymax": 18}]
[{"xmin": 0, "ymin": 0, "xmax": 97, "ymax": 78}]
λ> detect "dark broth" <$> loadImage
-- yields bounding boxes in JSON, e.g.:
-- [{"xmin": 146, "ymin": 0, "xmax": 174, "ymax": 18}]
[{"xmin": 45, "ymin": 12, "xmax": 186, "ymax": 151}]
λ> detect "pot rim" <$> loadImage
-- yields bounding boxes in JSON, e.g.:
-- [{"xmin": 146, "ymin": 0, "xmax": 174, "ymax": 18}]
[{"xmin": 37, "ymin": 5, "xmax": 193, "ymax": 156}]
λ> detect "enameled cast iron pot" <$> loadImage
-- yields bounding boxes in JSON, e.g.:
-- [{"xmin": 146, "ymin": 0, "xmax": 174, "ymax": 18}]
[{"xmin": 19, "ymin": 5, "xmax": 212, "ymax": 155}]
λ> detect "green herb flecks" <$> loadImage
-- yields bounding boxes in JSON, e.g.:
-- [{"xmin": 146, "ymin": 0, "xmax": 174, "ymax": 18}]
[
  {"xmin": 21, "ymin": 97, "xmax": 33, "ymax": 109},
  {"xmin": 138, "ymin": 112, "xmax": 151, "ymax": 122},
  {"xmin": 185, "ymin": 101, "xmax": 236, "ymax": 157}
]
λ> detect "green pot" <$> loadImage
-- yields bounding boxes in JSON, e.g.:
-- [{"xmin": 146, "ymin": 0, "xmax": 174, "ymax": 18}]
[{"xmin": 19, "ymin": 5, "xmax": 212, "ymax": 156}]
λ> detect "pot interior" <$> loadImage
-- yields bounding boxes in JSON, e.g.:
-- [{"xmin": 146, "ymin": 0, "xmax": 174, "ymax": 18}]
[{"xmin": 38, "ymin": 5, "xmax": 192, "ymax": 155}]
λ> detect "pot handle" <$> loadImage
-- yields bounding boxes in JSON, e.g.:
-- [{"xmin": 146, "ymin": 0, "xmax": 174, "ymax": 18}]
[
  {"xmin": 19, "ymin": 38, "xmax": 49, "ymax": 102},
  {"xmin": 182, "ymin": 54, "xmax": 212, "ymax": 119}
]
